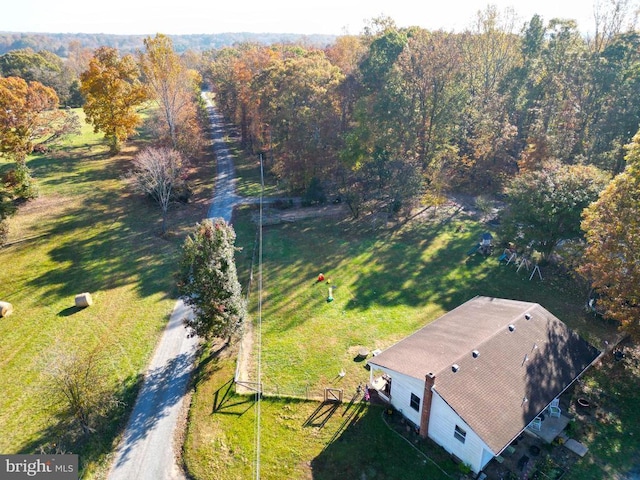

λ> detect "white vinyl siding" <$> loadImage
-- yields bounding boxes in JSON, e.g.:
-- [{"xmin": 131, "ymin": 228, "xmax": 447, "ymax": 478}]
[
  {"xmin": 368, "ymin": 364, "xmax": 496, "ymax": 474},
  {"xmin": 368, "ymin": 364, "xmax": 425, "ymax": 427},
  {"xmin": 427, "ymin": 391, "xmax": 494, "ymax": 474}
]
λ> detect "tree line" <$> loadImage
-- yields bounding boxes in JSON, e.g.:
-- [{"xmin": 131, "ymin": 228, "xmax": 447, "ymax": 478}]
[
  {"xmin": 202, "ymin": 9, "xmax": 639, "ymax": 338},
  {"xmin": 0, "ymin": 32, "xmax": 336, "ymax": 57},
  {"xmin": 0, "ymin": 6, "xmax": 638, "ymax": 338},
  {"xmin": 206, "ymin": 10, "xmax": 639, "ymax": 205}
]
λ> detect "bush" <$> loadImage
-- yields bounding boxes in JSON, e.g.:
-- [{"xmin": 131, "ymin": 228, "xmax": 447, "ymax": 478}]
[
  {"xmin": 5, "ymin": 164, "xmax": 39, "ymax": 200},
  {"xmin": 302, "ymin": 177, "xmax": 326, "ymax": 206},
  {"xmin": 0, "ymin": 220, "xmax": 8, "ymax": 245}
]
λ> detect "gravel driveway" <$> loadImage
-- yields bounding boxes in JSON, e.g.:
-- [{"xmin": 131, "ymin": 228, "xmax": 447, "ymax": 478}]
[{"xmin": 107, "ymin": 95, "xmax": 236, "ymax": 480}]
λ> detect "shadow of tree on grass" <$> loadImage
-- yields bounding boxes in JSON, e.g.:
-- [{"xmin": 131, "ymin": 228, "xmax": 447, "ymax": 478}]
[
  {"xmin": 16, "ymin": 372, "xmax": 144, "ymax": 477},
  {"xmin": 25, "ymin": 188, "xmax": 176, "ymax": 302}
]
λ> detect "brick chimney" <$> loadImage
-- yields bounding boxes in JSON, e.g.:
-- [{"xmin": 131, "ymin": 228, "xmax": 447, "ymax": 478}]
[{"xmin": 419, "ymin": 372, "xmax": 436, "ymax": 438}]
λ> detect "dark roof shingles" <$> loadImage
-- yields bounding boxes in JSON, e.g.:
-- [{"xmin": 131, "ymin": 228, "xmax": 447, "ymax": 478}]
[{"xmin": 368, "ymin": 297, "xmax": 601, "ymax": 453}]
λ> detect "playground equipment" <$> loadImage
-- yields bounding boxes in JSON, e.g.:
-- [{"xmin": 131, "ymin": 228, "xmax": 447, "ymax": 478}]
[
  {"xmin": 498, "ymin": 249, "xmax": 517, "ymax": 264},
  {"xmin": 529, "ymin": 264, "xmax": 543, "ymax": 281},
  {"xmin": 479, "ymin": 233, "xmax": 493, "ymax": 255},
  {"xmin": 516, "ymin": 256, "xmax": 532, "ymax": 272},
  {"xmin": 499, "ymin": 245, "xmax": 543, "ymax": 280},
  {"xmin": 467, "ymin": 232, "xmax": 494, "ymax": 256}
]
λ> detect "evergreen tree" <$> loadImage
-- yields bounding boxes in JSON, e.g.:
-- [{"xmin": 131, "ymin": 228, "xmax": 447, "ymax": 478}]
[{"xmin": 176, "ymin": 219, "xmax": 246, "ymax": 341}]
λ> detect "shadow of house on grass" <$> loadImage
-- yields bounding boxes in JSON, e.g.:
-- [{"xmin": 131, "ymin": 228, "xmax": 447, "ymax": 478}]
[{"xmin": 310, "ymin": 405, "xmax": 453, "ymax": 480}]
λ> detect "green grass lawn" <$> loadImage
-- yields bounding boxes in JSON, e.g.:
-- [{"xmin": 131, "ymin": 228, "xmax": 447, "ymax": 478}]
[
  {"xmin": 185, "ymin": 340, "xmax": 458, "ymax": 480},
  {"xmin": 248, "ymin": 206, "xmax": 611, "ymax": 398},
  {"xmin": 185, "ymin": 195, "xmax": 620, "ymax": 479},
  {"xmin": 0, "ymin": 108, "xmax": 214, "ymax": 478},
  {"xmin": 563, "ymin": 344, "xmax": 640, "ymax": 479}
]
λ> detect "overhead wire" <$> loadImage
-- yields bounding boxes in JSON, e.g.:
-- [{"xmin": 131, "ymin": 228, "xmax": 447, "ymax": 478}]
[{"xmin": 254, "ymin": 153, "xmax": 264, "ymax": 479}]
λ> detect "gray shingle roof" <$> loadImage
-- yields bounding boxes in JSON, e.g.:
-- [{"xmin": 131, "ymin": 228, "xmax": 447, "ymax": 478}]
[{"xmin": 368, "ymin": 296, "xmax": 601, "ymax": 453}]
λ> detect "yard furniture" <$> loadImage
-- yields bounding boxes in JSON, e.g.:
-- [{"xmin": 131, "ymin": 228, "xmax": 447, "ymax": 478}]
[{"xmin": 548, "ymin": 398, "xmax": 561, "ymax": 418}]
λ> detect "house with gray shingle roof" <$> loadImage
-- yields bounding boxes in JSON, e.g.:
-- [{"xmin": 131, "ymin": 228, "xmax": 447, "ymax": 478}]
[{"xmin": 367, "ymin": 296, "xmax": 600, "ymax": 474}]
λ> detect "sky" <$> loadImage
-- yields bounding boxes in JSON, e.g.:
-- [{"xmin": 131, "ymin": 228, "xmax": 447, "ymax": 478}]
[{"xmin": 0, "ymin": 0, "xmax": 628, "ymax": 36}]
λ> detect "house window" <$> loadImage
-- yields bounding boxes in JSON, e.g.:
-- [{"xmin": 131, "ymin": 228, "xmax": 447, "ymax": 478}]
[
  {"xmin": 454, "ymin": 425, "xmax": 467, "ymax": 443},
  {"xmin": 410, "ymin": 393, "xmax": 420, "ymax": 411}
]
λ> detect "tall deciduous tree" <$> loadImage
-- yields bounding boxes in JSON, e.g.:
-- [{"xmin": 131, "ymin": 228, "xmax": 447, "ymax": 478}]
[
  {"xmin": 341, "ymin": 26, "xmax": 417, "ymax": 214},
  {"xmin": 254, "ymin": 50, "xmax": 344, "ymax": 191},
  {"xmin": 80, "ymin": 47, "xmax": 147, "ymax": 154},
  {"xmin": 397, "ymin": 29, "xmax": 465, "ymax": 171},
  {"xmin": 130, "ymin": 147, "xmax": 188, "ymax": 234},
  {"xmin": 139, "ymin": 34, "xmax": 199, "ymax": 151},
  {"xmin": 587, "ymin": 32, "xmax": 640, "ymax": 173},
  {"xmin": 592, "ymin": 0, "xmax": 638, "ymax": 53},
  {"xmin": 325, "ymin": 35, "xmax": 367, "ymax": 132},
  {"xmin": 580, "ymin": 131, "xmax": 640, "ymax": 338},
  {"xmin": 0, "ymin": 48, "xmax": 80, "ymax": 107},
  {"xmin": 0, "ymin": 76, "xmax": 59, "ymax": 164},
  {"xmin": 176, "ymin": 219, "xmax": 246, "ymax": 341},
  {"xmin": 499, "ymin": 161, "xmax": 610, "ymax": 261},
  {"xmin": 208, "ymin": 43, "xmax": 277, "ymax": 150},
  {"xmin": 456, "ymin": 6, "xmax": 520, "ymax": 191}
]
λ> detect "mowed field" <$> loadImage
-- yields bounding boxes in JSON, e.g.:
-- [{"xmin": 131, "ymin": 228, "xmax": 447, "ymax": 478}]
[
  {"xmin": 184, "ymin": 157, "xmax": 621, "ymax": 479},
  {"xmin": 0, "ymin": 108, "xmax": 214, "ymax": 477}
]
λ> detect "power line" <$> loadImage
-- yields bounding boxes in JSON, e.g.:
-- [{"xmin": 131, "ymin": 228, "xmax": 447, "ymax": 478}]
[{"xmin": 254, "ymin": 154, "xmax": 264, "ymax": 479}]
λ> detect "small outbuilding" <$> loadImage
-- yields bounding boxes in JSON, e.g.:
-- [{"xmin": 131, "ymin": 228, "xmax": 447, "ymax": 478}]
[{"xmin": 367, "ymin": 296, "xmax": 600, "ymax": 474}]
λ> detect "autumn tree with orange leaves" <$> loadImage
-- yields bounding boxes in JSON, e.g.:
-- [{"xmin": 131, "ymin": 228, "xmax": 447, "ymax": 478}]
[
  {"xmin": 139, "ymin": 34, "xmax": 203, "ymax": 156},
  {"xmin": 0, "ymin": 76, "xmax": 59, "ymax": 164},
  {"xmin": 80, "ymin": 47, "xmax": 148, "ymax": 154},
  {"xmin": 580, "ymin": 130, "xmax": 640, "ymax": 339},
  {"xmin": 0, "ymin": 76, "xmax": 62, "ymax": 199}
]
